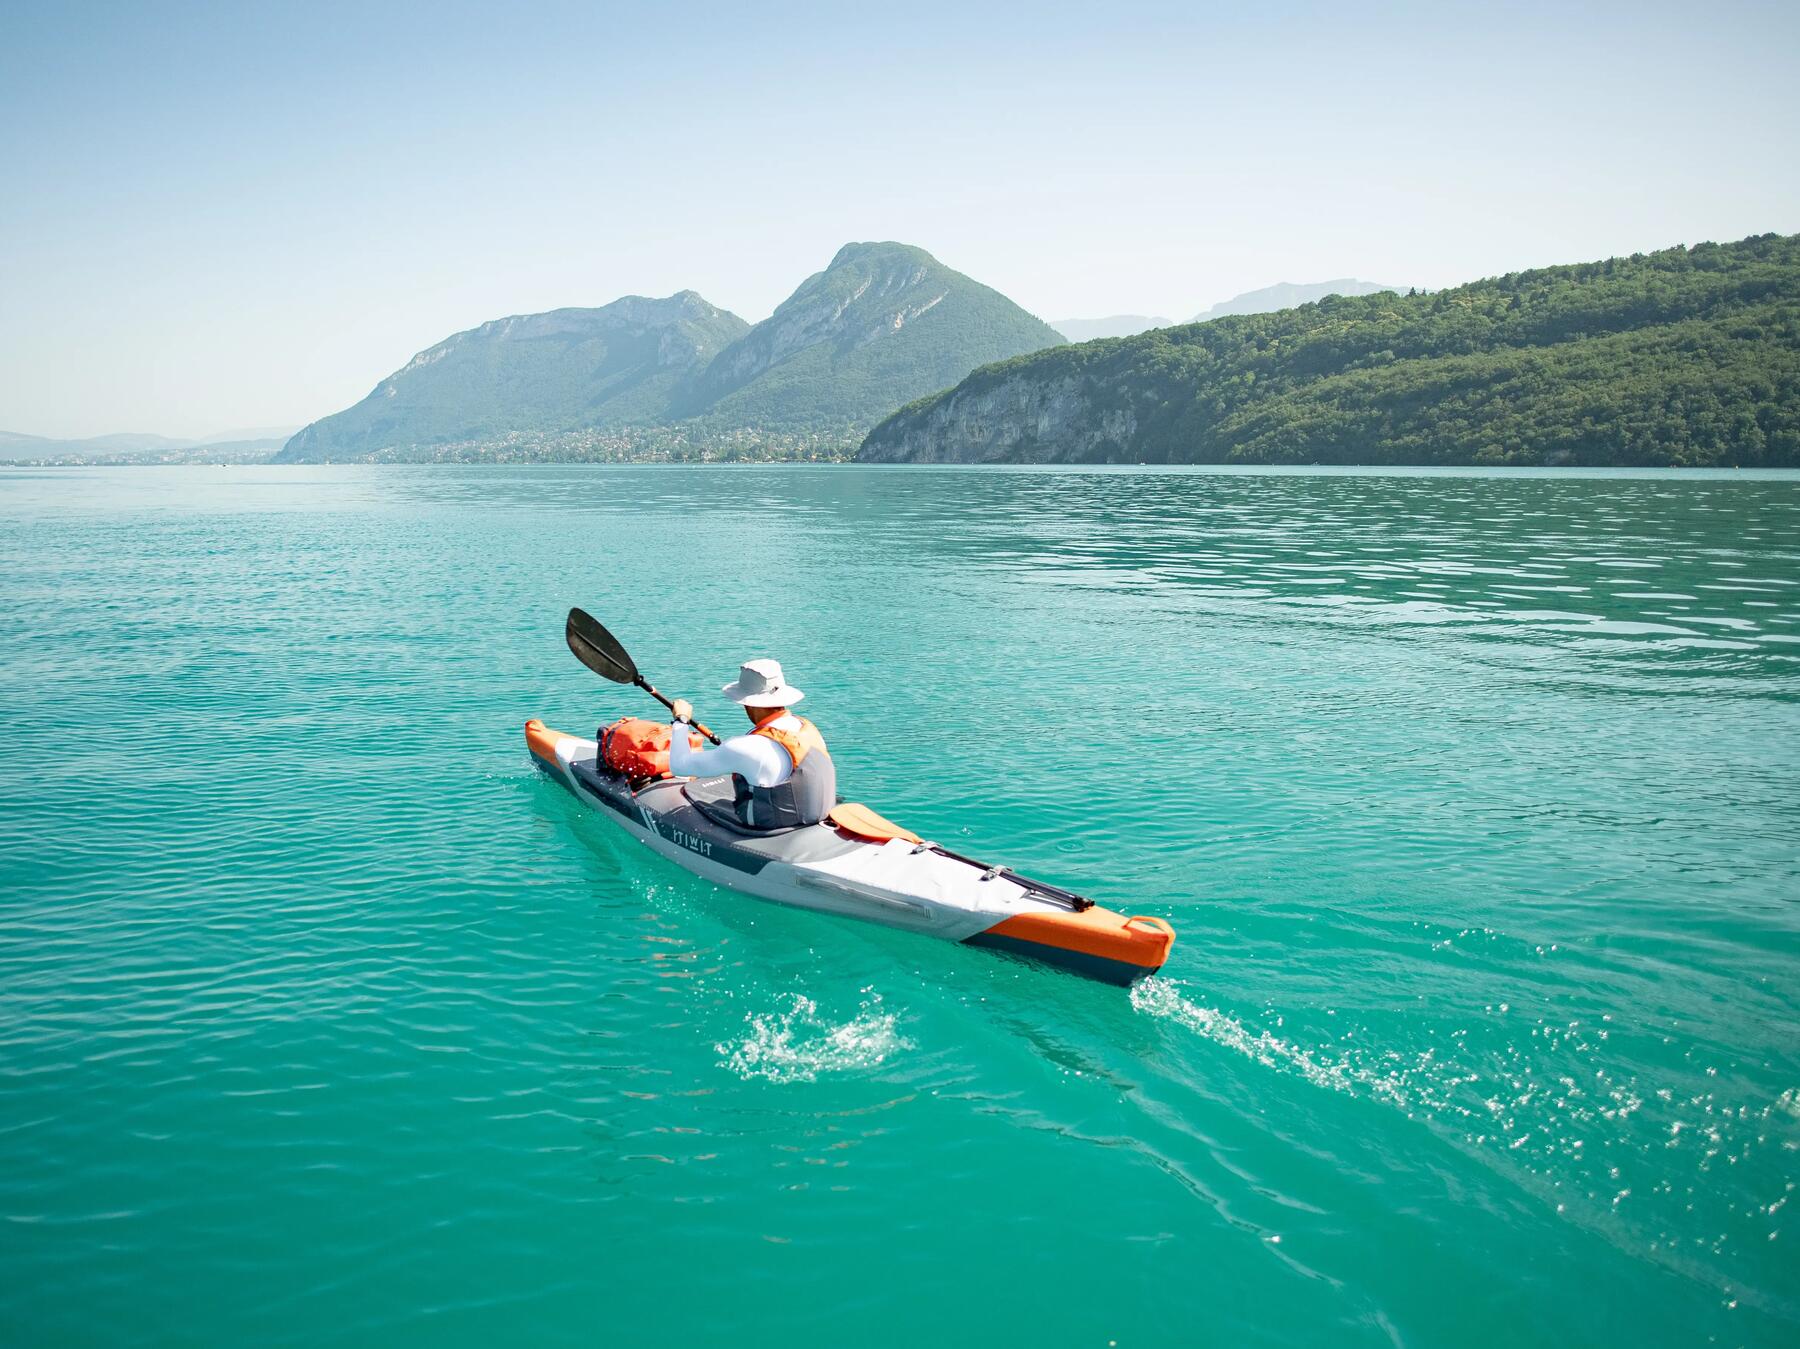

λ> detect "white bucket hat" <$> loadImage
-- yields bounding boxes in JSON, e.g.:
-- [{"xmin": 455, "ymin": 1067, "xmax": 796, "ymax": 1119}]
[{"xmin": 721, "ymin": 658, "xmax": 805, "ymax": 707}]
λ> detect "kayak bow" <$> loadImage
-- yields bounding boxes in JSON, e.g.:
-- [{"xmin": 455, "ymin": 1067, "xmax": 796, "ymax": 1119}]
[{"xmin": 525, "ymin": 719, "xmax": 1174, "ymax": 985}]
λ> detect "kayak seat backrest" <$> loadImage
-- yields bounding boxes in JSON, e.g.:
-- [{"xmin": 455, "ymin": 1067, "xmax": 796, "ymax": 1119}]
[
  {"xmin": 682, "ymin": 777, "xmax": 815, "ymax": 837},
  {"xmin": 828, "ymin": 803, "xmax": 922, "ymax": 844}
]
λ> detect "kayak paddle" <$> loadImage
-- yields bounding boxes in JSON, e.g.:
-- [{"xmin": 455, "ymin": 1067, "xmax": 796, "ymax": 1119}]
[{"xmin": 565, "ymin": 607, "xmax": 722, "ymax": 745}]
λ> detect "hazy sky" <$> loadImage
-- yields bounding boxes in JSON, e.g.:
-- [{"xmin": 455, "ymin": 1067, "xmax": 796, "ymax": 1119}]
[{"xmin": 3, "ymin": 0, "xmax": 1796, "ymax": 439}]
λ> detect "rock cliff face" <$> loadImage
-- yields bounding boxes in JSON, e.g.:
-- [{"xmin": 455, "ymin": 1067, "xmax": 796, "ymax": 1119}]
[{"xmin": 857, "ymin": 372, "xmax": 1139, "ymax": 463}]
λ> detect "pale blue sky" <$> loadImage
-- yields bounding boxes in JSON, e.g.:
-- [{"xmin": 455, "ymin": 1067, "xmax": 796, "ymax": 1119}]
[{"xmin": 2, "ymin": 0, "xmax": 1796, "ymax": 438}]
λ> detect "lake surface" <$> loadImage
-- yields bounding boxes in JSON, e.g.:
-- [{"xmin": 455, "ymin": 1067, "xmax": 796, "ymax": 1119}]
[{"xmin": 2, "ymin": 465, "xmax": 1797, "ymax": 1347}]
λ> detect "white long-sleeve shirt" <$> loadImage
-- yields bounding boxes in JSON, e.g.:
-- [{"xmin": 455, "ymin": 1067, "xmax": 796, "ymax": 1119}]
[{"xmin": 669, "ymin": 716, "xmax": 796, "ymax": 787}]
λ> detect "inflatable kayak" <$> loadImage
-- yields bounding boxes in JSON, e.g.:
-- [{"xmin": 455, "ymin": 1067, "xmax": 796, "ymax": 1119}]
[{"xmin": 525, "ymin": 719, "xmax": 1174, "ymax": 985}]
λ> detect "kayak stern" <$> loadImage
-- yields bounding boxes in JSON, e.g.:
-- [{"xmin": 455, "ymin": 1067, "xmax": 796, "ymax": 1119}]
[{"xmin": 966, "ymin": 909, "xmax": 1175, "ymax": 986}]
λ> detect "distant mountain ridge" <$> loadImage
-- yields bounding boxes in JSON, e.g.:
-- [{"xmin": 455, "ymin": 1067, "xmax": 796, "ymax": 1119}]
[
  {"xmin": 276, "ymin": 243, "xmax": 1064, "ymax": 462},
  {"xmin": 858, "ymin": 234, "xmax": 1800, "ymax": 468},
  {"xmin": 278, "ymin": 292, "xmax": 748, "ymax": 462},
  {"xmin": 0, "ymin": 428, "xmax": 296, "ymax": 463},
  {"xmin": 0, "ymin": 431, "xmax": 185, "ymax": 458},
  {"xmin": 1050, "ymin": 316, "xmax": 1175, "ymax": 342},
  {"xmin": 1191, "ymin": 279, "xmax": 1407, "ymax": 323}
]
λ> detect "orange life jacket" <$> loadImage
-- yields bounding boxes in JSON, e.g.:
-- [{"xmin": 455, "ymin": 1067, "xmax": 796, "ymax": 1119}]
[
  {"xmin": 750, "ymin": 711, "xmax": 827, "ymax": 767},
  {"xmin": 739, "ymin": 711, "xmax": 835, "ymax": 829}
]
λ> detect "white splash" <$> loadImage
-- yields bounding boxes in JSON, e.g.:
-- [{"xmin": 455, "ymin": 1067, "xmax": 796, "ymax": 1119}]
[
  {"xmin": 717, "ymin": 992, "xmax": 910, "ymax": 1084},
  {"xmin": 1131, "ymin": 977, "xmax": 1362, "ymax": 1095}
]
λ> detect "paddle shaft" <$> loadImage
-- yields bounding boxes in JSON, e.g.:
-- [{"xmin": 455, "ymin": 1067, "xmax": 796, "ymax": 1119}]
[{"xmin": 634, "ymin": 675, "xmax": 722, "ymax": 746}]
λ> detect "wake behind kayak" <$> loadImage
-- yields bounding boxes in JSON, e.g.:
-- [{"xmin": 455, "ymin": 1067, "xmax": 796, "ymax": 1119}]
[{"xmin": 525, "ymin": 718, "xmax": 1174, "ymax": 985}]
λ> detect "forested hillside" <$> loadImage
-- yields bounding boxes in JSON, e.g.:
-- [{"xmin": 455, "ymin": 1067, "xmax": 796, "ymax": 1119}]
[{"xmin": 859, "ymin": 235, "xmax": 1800, "ymax": 467}]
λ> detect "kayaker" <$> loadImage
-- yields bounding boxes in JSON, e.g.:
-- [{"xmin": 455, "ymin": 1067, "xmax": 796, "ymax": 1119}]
[{"xmin": 668, "ymin": 659, "xmax": 837, "ymax": 830}]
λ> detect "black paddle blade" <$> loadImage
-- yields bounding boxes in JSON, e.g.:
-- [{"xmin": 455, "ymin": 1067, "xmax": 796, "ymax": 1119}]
[{"xmin": 565, "ymin": 608, "xmax": 638, "ymax": 685}]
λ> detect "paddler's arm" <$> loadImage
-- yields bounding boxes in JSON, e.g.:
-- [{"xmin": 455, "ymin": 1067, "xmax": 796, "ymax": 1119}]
[{"xmin": 668, "ymin": 704, "xmax": 789, "ymax": 785}]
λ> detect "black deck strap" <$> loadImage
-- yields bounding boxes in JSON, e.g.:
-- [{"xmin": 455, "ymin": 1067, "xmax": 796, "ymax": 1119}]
[
  {"xmin": 921, "ymin": 843, "xmax": 1096, "ymax": 913},
  {"xmin": 1039, "ymin": 887, "xmax": 1097, "ymax": 913}
]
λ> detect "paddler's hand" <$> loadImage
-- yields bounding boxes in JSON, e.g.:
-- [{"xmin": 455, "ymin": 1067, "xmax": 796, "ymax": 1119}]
[{"xmin": 670, "ymin": 698, "xmax": 693, "ymax": 725}]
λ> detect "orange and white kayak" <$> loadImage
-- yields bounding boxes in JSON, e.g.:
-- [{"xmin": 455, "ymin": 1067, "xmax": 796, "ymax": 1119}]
[{"xmin": 525, "ymin": 719, "xmax": 1174, "ymax": 985}]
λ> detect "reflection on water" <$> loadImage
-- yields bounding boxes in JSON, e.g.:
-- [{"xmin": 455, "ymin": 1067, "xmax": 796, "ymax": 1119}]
[{"xmin": 28, "ymin": 463, "xmax": 1791, "ymax": 662}]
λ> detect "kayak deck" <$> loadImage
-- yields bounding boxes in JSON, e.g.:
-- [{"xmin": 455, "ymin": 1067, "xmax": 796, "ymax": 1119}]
[{"xmin": 525, "ymin": 719, "xmax": 1174, "ymax": 985}]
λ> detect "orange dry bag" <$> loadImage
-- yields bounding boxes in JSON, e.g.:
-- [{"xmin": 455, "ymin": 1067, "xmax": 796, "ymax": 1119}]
[{"xmin": 598, "ymin": 717, "xmax": 703, "ymax": 779}]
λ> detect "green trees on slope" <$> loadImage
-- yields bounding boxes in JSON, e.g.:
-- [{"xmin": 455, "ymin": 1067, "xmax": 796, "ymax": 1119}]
[{"xmin": 860, "ymin": 234, "xmax": 1800, "ymax": 467}]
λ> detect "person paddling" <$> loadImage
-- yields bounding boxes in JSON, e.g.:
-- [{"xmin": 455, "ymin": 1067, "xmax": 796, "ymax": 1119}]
[{"xmin": 669, "ymin": 659, "xmax": 837, "ymax": 830}]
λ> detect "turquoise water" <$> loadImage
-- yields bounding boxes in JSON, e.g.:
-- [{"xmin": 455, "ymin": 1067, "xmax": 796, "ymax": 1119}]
[{"xmin": 2, "ymin": 465, "xmax": 1797, "ymax": 1347}]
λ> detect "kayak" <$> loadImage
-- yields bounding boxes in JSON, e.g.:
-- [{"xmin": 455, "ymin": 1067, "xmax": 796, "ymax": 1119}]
[{"xmin": 525, "ymin": 719, "xmax": 1175, "ymax": 985}]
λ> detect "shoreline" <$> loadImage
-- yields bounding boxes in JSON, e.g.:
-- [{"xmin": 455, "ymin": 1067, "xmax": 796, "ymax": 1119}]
[{"xmin": 8, "ymin": 460, "xmax": 1800, "ymax": 479}]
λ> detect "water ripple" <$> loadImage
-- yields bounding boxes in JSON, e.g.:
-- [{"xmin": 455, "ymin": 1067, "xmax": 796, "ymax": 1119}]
[{"xmin": 2, "ymin": 465, "xmax": 1796, "ymax": 1347}]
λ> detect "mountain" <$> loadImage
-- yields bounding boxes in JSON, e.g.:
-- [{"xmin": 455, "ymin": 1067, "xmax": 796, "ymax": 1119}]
[
  {"xmin": 0, "ymin": 431, "xmax": 183, "ymax": 460},
  {"xmin": 75, "ymin": 433, "xmax": 189, "ymax": 452},
  {"xmin": 1051, "ymin": 315, "xmax": 1175, "ymax": 342},
  {"xmin": 276, "ymin": 243, "xmax": 1064, "ymax": 462},
  {"xmin": 1191, "ymin": 279, "xmax": 1407, "ymax": 323},
  {"xmin": 0, "ymin": 431, "xmax": 60, "ymax": 461},
  {"xmin": 0, "ymin": 430, "xmax": 289, "ymax": 463},
  {"xmin": 675, "ymin": 241, "xmax": 1064, "ymax": 436},
  {"xmin": 196, "ymin": 425, "xmax": 301, "ymax": 445},
  {"xmin": 277, "ymin": 293, "xmax": 749, "ymax": 462},
  {"xmin": 1048, "ymin": 290, "xmax": 1405, "ymax": 344},
  {"xmin": 858, "ymin": 234, "xmax": 1800, "ymax": 468}
]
